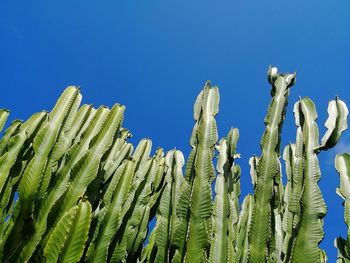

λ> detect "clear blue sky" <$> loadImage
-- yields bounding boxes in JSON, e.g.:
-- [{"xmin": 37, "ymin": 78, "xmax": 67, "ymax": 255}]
[{"xmin": 1, "ymin": 1, "xmax": 349, "ymax": 260}]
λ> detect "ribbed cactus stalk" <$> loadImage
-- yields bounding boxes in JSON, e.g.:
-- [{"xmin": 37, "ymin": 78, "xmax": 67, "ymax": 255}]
[
  {"xmin": 36, "ymin": 92, "xmax": 83, "ymax": 201},
  {"xmin": 109, "ymin": 148, "xmax": 165, "ymax": 262},
  {"xmin": 85, "ymin": 139, "xmax": 151, "ymax": 262},
  {"xmin": 280, "ymin": 101, "xmax": 305, "ymax": 262},
  {"xmin": 8, "ymin": 105, "xmax": 110, "ymax": 261},
  {"xmin": 140, "ymin": 149, "xmax": 185, "ymax": 263},
  {"xmin": 88, "ymin": 159, "xmax": 136, "ymax": 262},
  {"xmin": 43, "ymin": 197, "xmax": 92, "ymax": 263},
  {"xmin": 19, "ymin": 87, "xmax": 80, "ymax": 214},
  {"xmin": 172, "ymin": 81, "xmax": 219, "ymax": 263},
  {"xmin": 48, "ymin": 103, "xmax": 125, "ymax": 227},
  {"xmin": 209, "ymin": 128, "xmax": 240, "ymax": 263},
  {"xmin": 335, "ymin": 153, "xmax": 350, "ymax": 262},
  {"xmin": 288, "ymin": 97, "xmax": 348, "ymax": 263},
  {"xmin": 235, "ymin": 194, "xmax": 254, "ymax": 263},
  {"xmin": 0, "ymin": 112, "xmax": 47, "ymax": 234},
  {"xmin": 3, "ymin": 87, "xmax": 81, "ymax": 261},
  {"xmin": 248, "ymin": 67, "xmax": 295, "ymax": 263}
]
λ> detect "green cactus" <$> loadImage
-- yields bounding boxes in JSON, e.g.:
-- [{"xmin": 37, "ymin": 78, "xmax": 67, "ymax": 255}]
[
  {"xmin": 209, "ymin": 128, "xmax": 240, "ymax": 263},
  {"xmin": 171, "ymin": 82, "xmax": 219, "ymax": 263},
  {"xmin": 0, "ymin": 67, "xmax": 348, "ymax": 263},
  {"xmin": 248, "ymin": 67, "xmax": 295, "ymax": 263},
  {"xmin": 335, "ymin": 153, "xmax": 350, "ymax": 262}
]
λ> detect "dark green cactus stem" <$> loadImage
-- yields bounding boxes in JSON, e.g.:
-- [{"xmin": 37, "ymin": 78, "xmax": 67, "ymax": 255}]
[
  {"xmin": 248, "ymin": 67, "xmax": 295, "ymax": 263},
  {"xmin": 172, "ymin": 81, "xmax": 219, "ymax": 263}
]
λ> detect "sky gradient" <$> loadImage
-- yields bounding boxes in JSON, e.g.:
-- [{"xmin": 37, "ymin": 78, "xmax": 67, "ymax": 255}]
[{"xmin": 1, "ymin": 1, "xmax": 350, "ymax": 260}]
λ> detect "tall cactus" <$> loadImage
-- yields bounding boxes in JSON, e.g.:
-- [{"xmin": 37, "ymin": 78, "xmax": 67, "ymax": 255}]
[
  {"xmin": 209, "ymin": 128, "xmax": 240, "ymax": 263},
  {"xmin": 280, "ymin": 101, "xmax": 305, "ymax": 262},
  {"xmin": 172, "ymin": 81, "xmax": 219, "ymax": 263},
  {"xmin": 248, "ymin": 67, "xmax": 295, "ymax": 263},
  {"xmin": 287, "ymin": 97, "xmax": 348, "ymax": 263}
]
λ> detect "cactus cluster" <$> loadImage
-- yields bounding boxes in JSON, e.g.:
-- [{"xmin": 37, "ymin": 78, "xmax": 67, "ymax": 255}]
[{"xmin": 0, "ymin": 66, "xmax": 349, "ymax": 262}]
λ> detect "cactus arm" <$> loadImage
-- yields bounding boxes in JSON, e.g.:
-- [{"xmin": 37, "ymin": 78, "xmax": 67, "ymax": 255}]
[
  {"xmin": 58, "ymin": 199, "xmax": 92, "ymax": 263},
  {"xmin": 290, "ymin": 98, "xmax": 326, "ymax": 263},
  {"xmin": 2, "ymin": 87, "xmax": 80, "ymax": 261},
  {"xmin": 209, "ymin": 128, "xmax": 240, "ymax": 263},
  {"xmin": 281, "ymin": 102, "xmax": 304, "ymax": 262},
  {"xmin": 0, "ymin": 109, "xmax": 9, "ymax": 134},
  {"xmin": 318, "ymin": 97, "xmax": 348, "ymax": 151},
  {"xmin": 36, "ymin": 93, "xmax": 83, "ymax": 201},
  {"xmin": 48, "ymin": 103, "xmax": 91, "ymax": 174},
  {"xmin": 51, "ymin": 104, "xmax": 125, "ymax": 228},
  {"xmin": 235, "ymin": 194, "xmax": 254, "ymax": 263},
  {"xmin": 281, "ymin": 144, "xmax": 294, "ymax": 261},
  {"xmin": 140, "ymin": 150, "xmax": 184, "ymax": 263},
  {"xmin": 248, "ymin": 67, "xmax": 295, "ymax": 263},
  {"xmin": 109, "ymin": 149, "xmax": 165, "ymax": 262},
  {"xmin": 43, "ymin": 199, "xmax": 91, "ymax": 263},
  {"xmin": 12, "ymin": 105, "xmax": 112, "ymax": 261},
  {"xmin": 0, "ymin": 120, "xmax": 21, "ymax": 156},
  {"xmin": 18, "ymin": 87, "xmax": 80, "ymax": 213},
  {"xmin": 335, "ymin": 153, "xmax": 350, "ymax": 262},
  {"xmin": 171, "ymin": 82, "xmax": 219, "ymax": 263},
  {"xmin": 0, "ymin": 112, "xmax": 46, "ymax": 196},
  {"xmin": 89, "ymin": 160, "xmax": 136, "ymax": 262},
  {"xmin": 249, "ymin": 156, "xmax": 259, "ymax": 189}
]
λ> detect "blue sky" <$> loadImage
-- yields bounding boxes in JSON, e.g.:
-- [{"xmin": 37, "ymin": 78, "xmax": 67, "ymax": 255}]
[{"xmin": 1, "ymin": 0, "xmax": 349, "ymax": 260}]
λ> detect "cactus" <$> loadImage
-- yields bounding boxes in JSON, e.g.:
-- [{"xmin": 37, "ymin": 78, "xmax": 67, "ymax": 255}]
[
  {"xmin": 209, "ymin": 128, "xmax": 240, "ymax": 263},
  {"xmin": 140, "ymin": 149, "xmax": 184, "ymax": 263},
  {"xmin": 248, "ymin": 67, "xmax": 295, "ymax": 263},
  {"xmin": 335, "ymin": 153, "xmax": 350, "ymax": 262},
  {"xmin": 0, "ymin": 66, "xmax": 348, "ymax": 263},
  {"xmin": 171, "ymin": 82, "xmax": 219, "ymax": 263}
]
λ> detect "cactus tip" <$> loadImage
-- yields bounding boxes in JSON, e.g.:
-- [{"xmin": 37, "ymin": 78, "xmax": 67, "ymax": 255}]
[{"xmin": 267, "ymin": 66, "xmax": 278, "ymax": 84}]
